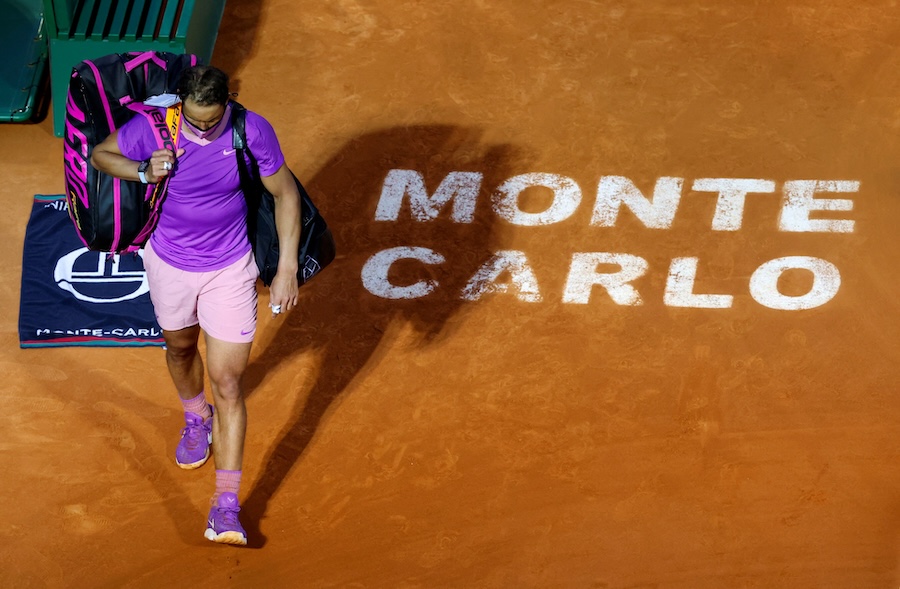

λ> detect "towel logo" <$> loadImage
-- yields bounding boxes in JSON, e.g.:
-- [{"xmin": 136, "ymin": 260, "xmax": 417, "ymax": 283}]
[{"xmin": 54, "ymin": 248, "xmax": 150, "ymax": 303}]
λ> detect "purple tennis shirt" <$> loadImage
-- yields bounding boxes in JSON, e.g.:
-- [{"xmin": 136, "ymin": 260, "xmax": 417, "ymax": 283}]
[{"xmin": 118, "ymin": 105, "xmax": 285, "ymax": 271}]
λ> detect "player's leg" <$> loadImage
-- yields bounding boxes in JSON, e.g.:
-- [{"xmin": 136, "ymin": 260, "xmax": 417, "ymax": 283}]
[
  {"xmin": 143, "ymin": 240, "xmax": 213, "ymax": 469},
  {"xmin": 196, "ymin": 249, "xmax": 258, "ymax": 546},
  {"xmin": 163, "ymin": 325, "xmax": 215, "ymax": 468},
  {"xmin": 162, "ymin": 325, "xmax": 204, "ymax": 398},
  {"xmin": 205, "ymin": 336, "xmax": 252, "ymax": 472}
]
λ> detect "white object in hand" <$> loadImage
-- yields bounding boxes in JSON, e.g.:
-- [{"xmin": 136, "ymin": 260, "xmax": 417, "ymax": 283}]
[{"xmin": 269, "ymin": 303, "xmax": 282, "ymax": 315}]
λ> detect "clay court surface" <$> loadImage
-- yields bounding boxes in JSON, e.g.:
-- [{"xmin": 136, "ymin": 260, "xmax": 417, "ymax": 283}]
[{"xmin": 2, "ymin": 1, "xmax": 900, "ymax": 587}]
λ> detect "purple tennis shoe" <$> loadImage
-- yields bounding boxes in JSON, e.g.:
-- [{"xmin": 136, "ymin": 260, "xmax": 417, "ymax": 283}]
[
  {"xmin": 204, "ymin": 492, "xmax": 247, "ymax": 545},
  {"xmin": 175, "ymin": 408, "xmax": 213, "ymax": 469}
]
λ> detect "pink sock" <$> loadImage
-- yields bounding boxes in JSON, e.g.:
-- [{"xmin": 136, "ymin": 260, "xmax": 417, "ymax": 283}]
[
  {"xmin": 215, "ymin": 470, "xmax": 242, "ymax": 501},
  {"xmin": 181, "ymin": 392, "xmax": 211, "ymax": 420}
]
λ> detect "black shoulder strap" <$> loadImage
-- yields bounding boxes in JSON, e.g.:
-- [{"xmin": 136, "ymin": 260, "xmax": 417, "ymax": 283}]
[
  {"xmin": 231, "ymin": 101, "xmax": 259, "ymax": 200},
  {"xmin": 231, "ymin": 101, "xmax": 247, "ymax": 150},
  {"xmin": 231, "ymin": 102, "xmax": 262, "ymax": 245}
]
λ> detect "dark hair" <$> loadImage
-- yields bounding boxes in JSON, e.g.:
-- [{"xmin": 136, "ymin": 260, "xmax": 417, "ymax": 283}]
[{"xmin": 176, "ymin": 65, "xmax": 230, "ymax": 106}]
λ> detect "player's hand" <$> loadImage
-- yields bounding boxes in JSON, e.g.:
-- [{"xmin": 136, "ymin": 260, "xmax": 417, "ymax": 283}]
[
  {"xmin": 268, "ymin": 271, "xmax": 299, "ymax": 318},
  {"xmin": 147, "ymin": 148, "xmax": 185, "ymax": 183}
]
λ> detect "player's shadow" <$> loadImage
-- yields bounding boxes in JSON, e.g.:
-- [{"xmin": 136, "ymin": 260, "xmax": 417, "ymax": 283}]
[{"xmin": 240, "ymin": 125, "xmax": 521, "ymax": 547}]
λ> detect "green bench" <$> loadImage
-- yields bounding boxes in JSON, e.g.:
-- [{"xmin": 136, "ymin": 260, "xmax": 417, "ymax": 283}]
[
  {"xmin": 0, "ymin": 0, "xmax": 48, "ymax": 123},
  {"xmin": 42, "ymin": 0, "xmax": 227, "ymax": 137}
]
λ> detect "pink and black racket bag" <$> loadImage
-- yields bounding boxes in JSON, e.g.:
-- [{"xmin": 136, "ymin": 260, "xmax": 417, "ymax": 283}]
[{"xmin": 63, "ymin": 51, "xmax": 197, "ymax": 253}]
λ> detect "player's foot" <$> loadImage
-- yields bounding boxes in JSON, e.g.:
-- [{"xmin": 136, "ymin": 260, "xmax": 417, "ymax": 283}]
[
  {"xmin": 175, "ymin": 407, "xmax": 213, "ymax": 469},
  {"xmin": 204, "ymin": 492, "xmax": 247, "ymax": 546}
]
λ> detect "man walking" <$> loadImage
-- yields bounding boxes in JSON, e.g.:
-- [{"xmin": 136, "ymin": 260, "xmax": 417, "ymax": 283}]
[{"xmin": 91, "ymin": 65, "xmax": 301, "ymax": 545}]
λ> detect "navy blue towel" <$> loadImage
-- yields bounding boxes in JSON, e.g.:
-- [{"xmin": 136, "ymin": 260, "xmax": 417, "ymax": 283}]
[{"xmin": 18, "ymin": 195, "xmax": 164, "ymax": 348}]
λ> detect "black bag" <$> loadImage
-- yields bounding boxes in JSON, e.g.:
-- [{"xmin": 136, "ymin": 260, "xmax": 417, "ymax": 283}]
[
  {"xmin": 231, "ymin": 103, "xmax": 336, "ymax": 286},
  {"xmin": 63, "ymin": 51, "xmax": 198, "ymax": 253}
]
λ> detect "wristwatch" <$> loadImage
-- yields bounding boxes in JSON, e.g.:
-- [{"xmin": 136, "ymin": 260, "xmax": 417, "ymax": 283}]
[{"xmin": 137, "ymin": 159, "xmax": 150, "ymax": 184}]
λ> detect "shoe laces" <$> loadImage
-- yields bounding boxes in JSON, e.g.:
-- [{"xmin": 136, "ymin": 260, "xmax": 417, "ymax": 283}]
[
  {"xmin": 180, "ymin": 420, "xmax": 208, "ymax": 450},
  {"xmin": 217, "ymin": 504, "xmax": 241, "ymax": 527}
]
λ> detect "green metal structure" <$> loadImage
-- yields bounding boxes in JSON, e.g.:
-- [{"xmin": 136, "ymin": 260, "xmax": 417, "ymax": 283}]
[
  {"xmin": 41, "ymin": 0, "xmax": 227, "ymax": 137},
  {"xmin": 0, "ymin": 0, "xmax": 48, "ymax": 123}
]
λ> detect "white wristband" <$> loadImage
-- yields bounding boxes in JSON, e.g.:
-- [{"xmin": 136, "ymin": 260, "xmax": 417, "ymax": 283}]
[{"xmin": 137, "ymin": 159, "xmax": 150, "ymax": 184}]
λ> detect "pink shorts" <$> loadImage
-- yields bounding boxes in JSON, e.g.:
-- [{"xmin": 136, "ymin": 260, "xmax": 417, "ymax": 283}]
[{"xmin": 142, "ymin": 240, "xmax": 259, "ymax": 343}]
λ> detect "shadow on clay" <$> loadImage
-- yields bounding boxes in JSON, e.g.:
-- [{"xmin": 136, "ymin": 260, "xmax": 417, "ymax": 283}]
[{"xmin": 239, "ymin": 125, "xmax": 522, "ymax": 547}]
